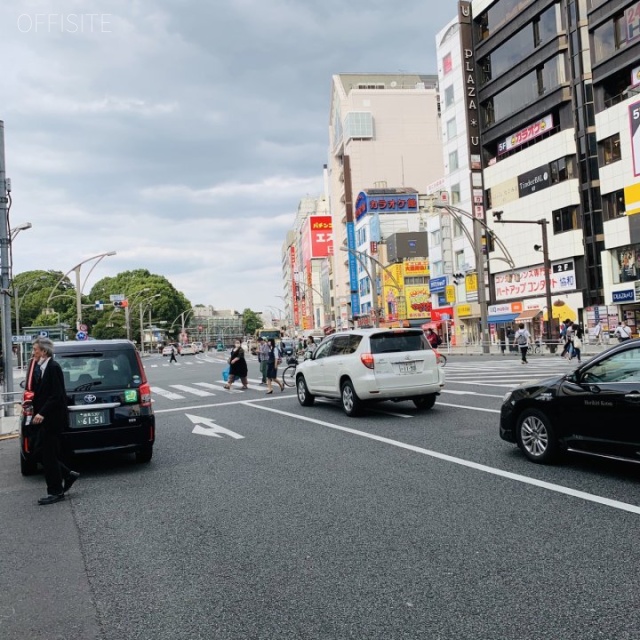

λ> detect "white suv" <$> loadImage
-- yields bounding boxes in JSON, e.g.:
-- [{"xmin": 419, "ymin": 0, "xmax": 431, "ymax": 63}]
[{"xmin": 295, "ymin": 328, "xmax": 445, "ymax": 416}]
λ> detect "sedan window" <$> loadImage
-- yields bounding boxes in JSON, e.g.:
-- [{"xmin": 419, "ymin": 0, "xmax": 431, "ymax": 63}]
[
  {"xmin": 583, "ymin": 347, "xmax": 640, "ymax": 383},
  {"xmin": 370, "ymin": 331, "xmax": 428, "ymax": 354}
]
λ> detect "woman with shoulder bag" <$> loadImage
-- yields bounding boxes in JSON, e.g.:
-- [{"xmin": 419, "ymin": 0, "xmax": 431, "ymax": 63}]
[
  {"xmin": 570, "ymin": 324, "xmax": 583, "ymax": 363},
  {"xmin": 224, "ymin": 340, "xmax": 249, "ymax": 390},
  {"xmin": 265, "ymin": 338, "xmax": 284, "ymax": 394}
]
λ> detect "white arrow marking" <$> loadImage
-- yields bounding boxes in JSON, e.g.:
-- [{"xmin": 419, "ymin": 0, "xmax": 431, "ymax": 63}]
[{"xmin": 186, "ymin": 414, "xmax": 244, "ymax": 439}]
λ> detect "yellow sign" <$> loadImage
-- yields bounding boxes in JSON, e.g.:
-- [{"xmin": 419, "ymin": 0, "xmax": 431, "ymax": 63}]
[
  {"xmin": 445, "ymin": 285, "xmax": 456, "ymax": 304},
  {"xmin": 457, "ymin": 303, "xmax": 472, "ymax": 317},
  {"xmin": 383, "ymin": 263, "xmax": 404, "ymax": 289},
  {"xmin": 465, "ymin": 273, "xmax": 478, "ymax": 293},
  {"xmin": 625, "ymin": 182, "xmax": 640, "ymax": 216},
  {"xmin": 403, "ymin": 259, "xmax": 429, "ymax": 276},
  {"xmin": 405, "ymin": 285, "xmax": 430, "ymax": 319}
]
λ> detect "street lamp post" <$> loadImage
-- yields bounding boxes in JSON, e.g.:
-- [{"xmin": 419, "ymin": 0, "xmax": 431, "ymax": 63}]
[
  {"xmin": 493, "ymin": 213, "xmax": 554, "ymax": 345},
  {"xmin": 138, "ymin": 294, "xmax": 161, "ymax": 354},
  {"xmin": 47, "ymin": 251, "xmax": 117, "ymax": 332}
]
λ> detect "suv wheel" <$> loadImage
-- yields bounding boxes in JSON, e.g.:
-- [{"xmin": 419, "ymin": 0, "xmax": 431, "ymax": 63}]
[
  {"xmin": 341, "ymin": 380, "xmax": 362, "ymax": 417},
  {"xmin": 20, "ymin": 453, "xmax": 38, "ymax": 476},
  {"xmin": 413, "ymin": 394, "xmax": 436, "ymax": 410},
  {"xmin": 135, "ymin": 445, "xmax": 153, "ymax": 464},
  {"xmin": 296, "ymin": 376, "xmax": 315, "ymax": 406}
]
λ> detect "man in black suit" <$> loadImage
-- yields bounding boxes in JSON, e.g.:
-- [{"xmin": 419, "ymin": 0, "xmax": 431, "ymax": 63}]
[{"xmin": 30, "ymin": 337, "xmax": 79, "ymax": 505}]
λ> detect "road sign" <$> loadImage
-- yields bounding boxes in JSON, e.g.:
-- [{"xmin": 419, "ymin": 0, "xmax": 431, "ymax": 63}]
[
  {"xmin": 39, "ymin": 330, "xmax": 49, "ymax": 337},
  {"xmin": 79, "ymin": 324, "xmax": 88, "ymax": 332},
  {"xmin": 95, "ymin": 300, "xmax": 104, "ymax": 310},
  {"xmin": 12, "ymin": 335, "xmax": 34, "ymax": 343},
  {"xmin": 76, "ymin": 331, "xmax": 87, "ymax": 341},
  {"xmin": 110, "ymin": 294, "xmax": 125, "ymax": 302}
]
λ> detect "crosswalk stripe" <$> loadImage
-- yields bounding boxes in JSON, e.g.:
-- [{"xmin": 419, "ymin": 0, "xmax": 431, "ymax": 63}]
[
  {"xmin": 170, "ymin": 384, "xmax": 215, "ymax": 397},
  {"xmin": 151, "ymin": 386, "xmax": 185, "ymax": 400},
  {"xmin": 193, "ymin": 382, "xmax": 220, "ymax": 391}
]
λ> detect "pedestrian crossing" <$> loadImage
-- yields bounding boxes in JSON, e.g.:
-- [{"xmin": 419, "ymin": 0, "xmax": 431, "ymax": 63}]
[
  {"xmin": 443, "ymin": 357, "xmax": 578, "ymax": 388},
  {"xmin": 151, "ymin": 376, "xmax": 271, "ymax": 401}
]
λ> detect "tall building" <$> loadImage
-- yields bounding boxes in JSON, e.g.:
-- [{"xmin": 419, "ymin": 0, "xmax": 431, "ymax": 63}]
[
  {"xmin": 464, "ymin": 0, "xmax": 640, "ymax": 340},
  {"xmin": 327, "ymin": 73, "xmax": 445, "ymax": 330}
]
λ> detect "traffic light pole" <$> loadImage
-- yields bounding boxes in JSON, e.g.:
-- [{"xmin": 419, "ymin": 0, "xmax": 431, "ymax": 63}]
[{"xmin": 0, "ymin": 122, "xmax": 15, "ymax": 415}]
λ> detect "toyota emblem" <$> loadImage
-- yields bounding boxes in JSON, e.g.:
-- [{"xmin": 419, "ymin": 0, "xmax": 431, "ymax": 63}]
[{"xmin": 84, "ymin": 394, "xmax": 97, "ymax": 404}]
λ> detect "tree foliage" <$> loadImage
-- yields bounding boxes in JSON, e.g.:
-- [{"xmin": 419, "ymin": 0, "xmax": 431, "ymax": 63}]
[{"xmin": 242, "ymin": 308, "xmax": 263, "ymax": 335}]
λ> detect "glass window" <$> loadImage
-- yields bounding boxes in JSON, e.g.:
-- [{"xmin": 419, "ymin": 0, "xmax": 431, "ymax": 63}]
[
  {"xmin": 455, "ymin": 250, "xmax": 466, "ymax": 270},
  {"xmin": 313, "ymin": 339, "xmax": 333, "ymax": 359},
  {"xmin": 592, "ymin": 21, "xmax": 615, "ymax": 63},
  {"xmin": 599, "ymin": 134, "xmax": 621, "ymax": 165},
  {"xmin": 431, "ymin": 230, "xmax": 441, "ymax": 246},
  {"xmin": 444, "ymin": 85, "xmax": 455, "ymax": 109},
  {"xmin": 451, "ymin": 183, "xmax": 461, "ymax": 205},
  {"xmin": 603, "ymin": 189, "xmax": 626, "ymax": 220},
  {"xmin": 552, "ymin": 206, "xmax": 579, "ymax": 233},
  {"xmin": 446, "ymin": 118, "xmax": 457, "ymax": 139},
  {"xmin": 369, "ymin": 330, "xmax": 429, "ymax": 354},
  {"xmin": 448, "ymin": 150, "xmax": 459, "ymax": 171},
  {"xmin": 432, "ymin": 261, "xmax": 444, "ymax": 276},
  {"xmin": 537, "ymin": 4, "xmax": 559, "ymax": 44}
]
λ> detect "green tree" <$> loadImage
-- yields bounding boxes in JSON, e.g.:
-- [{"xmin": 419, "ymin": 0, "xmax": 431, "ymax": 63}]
[{"xmin": 242, "ymin": 309, "xmax": 263, "ymax": 335}]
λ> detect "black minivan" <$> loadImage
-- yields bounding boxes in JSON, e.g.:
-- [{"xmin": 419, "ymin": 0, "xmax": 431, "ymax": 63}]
[{"xmin": 20, "ymin": 340, "xmax": 155, "ymax": 475}]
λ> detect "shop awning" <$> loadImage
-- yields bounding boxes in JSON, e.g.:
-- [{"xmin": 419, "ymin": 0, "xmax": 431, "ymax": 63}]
[
  {"xmin": 515, "ymin": 309, "xmax": 542, "ymax": 323},
  {"xmin": 487, "ymin": 313, "xmax": 519, "ymax": 324}
]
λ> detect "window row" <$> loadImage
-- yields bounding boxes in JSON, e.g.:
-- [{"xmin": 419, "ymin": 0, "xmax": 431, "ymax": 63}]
[
  {"xmin": 483, "ymin": 54, "xmax": 566, "ymax": 127},
  {"xmin": 479, "ymin": 4, "xmax": 560, "ymax": 85},
  {"xmin": 592, "ymin": 4, "xmax": 640, "ymax": 65},
  {"xmin": 552, "ymin": 206, "xmax": 580, "ymax": 234},
  {"xmin": 598, "ymin": 134, "xmax": 621, "ymax": 166}
]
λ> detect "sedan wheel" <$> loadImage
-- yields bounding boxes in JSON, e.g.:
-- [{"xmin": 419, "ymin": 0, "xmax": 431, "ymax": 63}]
[
  {"xmin": 341, "ymin": 380, "xmax": 362, "ymax": 417},
  {"xmin": 413, "ymin": 394, "xmax": 436, "ymax": 410},
  {"xmin": 296, "ymin": 376, "xmax": 315, "ymax": 406},
  {"xmin": 516, "ymin": 409, "xmax": 559, "ymax": 464}
]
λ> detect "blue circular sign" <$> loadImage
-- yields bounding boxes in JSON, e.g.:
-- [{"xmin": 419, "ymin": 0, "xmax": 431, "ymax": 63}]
[{"xmin": 76, "ymin": 331, "xmax": 87, "ymax": 341}]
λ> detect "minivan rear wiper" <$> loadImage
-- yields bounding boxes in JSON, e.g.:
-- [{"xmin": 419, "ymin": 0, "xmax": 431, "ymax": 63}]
[{"xmin": 72, "ymin": 381, "xmax": 103, "ymax": 391}]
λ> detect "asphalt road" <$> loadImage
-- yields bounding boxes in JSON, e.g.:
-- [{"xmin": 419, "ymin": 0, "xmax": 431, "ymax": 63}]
[{"xmin": 1, "ymin": 351, "xmax": 639, "ymax": 640}]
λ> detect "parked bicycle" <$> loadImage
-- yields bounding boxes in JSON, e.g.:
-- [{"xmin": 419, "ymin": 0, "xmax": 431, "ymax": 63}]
[{"xmin": 282, "ymin": 356, "xmax": 299, "ymax": 387}]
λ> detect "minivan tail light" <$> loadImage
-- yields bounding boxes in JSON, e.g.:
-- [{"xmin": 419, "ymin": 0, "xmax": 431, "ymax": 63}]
[
  {"xmin": 360, "ymin": 353, "xmax": 375, "ymax": 370},
  {"xmin": 139, "ymin": 382, "xmax": 152, "ymax": 407}
]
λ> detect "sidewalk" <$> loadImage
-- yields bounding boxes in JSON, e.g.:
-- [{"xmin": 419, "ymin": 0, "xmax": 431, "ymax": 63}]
[
  {"xmin": 0, "ymin": 366, "xmax": 26, "ymax": 437},
  {"xmin": 438, "ymin": 340, "xmax": 613, "ymax": 358}
]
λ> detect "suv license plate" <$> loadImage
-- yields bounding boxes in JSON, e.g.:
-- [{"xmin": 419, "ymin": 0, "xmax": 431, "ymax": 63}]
[
  {"xmin": 398, "ymin": 362, "xmax": 417, "ymax": 374},
  {"xmin": 73, "ymin": 410, "xmax": 108, "ymax": 427}
]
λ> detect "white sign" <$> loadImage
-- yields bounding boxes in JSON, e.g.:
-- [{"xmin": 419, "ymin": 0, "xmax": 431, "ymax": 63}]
[
  {"xmin": 494, "ymin": 260, "xmax": 576, "ymax": 301},
  {"xmin": 109, "ymin": 293, "xmax": 125, "ymax": 302},
  {"xmin": 12, "ymin": 335, "xmax": 34, "ymax": 343},
  {"xmin": 186, "ymin": 414, "xmax": 244, "ymax": 439},
  {"xmin": 498, "ymin": 114, "xmax": 553, "ymax": 155}
]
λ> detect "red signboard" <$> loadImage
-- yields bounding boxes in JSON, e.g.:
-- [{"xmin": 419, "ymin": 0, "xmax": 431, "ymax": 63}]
[{"xmin": 309, "ymin": 216, "xmax": 333, "ymax": 258}]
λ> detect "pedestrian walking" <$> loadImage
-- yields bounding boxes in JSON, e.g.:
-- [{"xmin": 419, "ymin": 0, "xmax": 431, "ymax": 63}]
[
  {"xmin": 169, "ymin": 344, "xmax": 178, "ymax": 363},
  {"xmin": 513, "ymin": 323, "xmax": 531, "ymax": 364},
  {"xmin": 570, "ymin": 324, "xmax": 583, "ymax": 363},
  {"xmin": 266, "ymin": 338, "xmax": 284, "ymax": 394},
  {"xmin": 560, "ymin": 319, "xmax": 574, "ymax": 358},
  {"xmin": 29, "ymin": 337, "xmax": 79, "ymax": 506},
  {"xmin": 257, "ymin": 337, "xmax": 269, "ymax": 385},
  {"xmin": 305, "ymin": 335, "xmax": 317, "ymax": 355},
  {"xmin": 614, "ymin": 321, "xmax": 632, "ymax": 342},
  {"xmin": 224, "ymin": 340, "xmax": 249, "ymax": 390}
]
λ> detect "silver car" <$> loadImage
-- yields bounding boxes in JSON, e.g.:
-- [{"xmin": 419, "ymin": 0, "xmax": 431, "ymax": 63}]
[{"xmin": 295, "ymin": 328, "xmax": 445, "ymax": 416}]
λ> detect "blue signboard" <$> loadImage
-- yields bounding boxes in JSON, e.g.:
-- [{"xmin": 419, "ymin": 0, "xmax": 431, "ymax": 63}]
[
  {"xmin": 612, "ymin": 290, "xmax": 635, "ymax": 303},
  {"xmin": 346, "ymin": 221, "xmax": 360, "ymax": 316},
  {"xmin": 430, "ymin": 276, "xmax": 447, "ymax": 292},
  {"xmin": 355, "ymin": 191, "xmax": 419, "ymax": 221}
]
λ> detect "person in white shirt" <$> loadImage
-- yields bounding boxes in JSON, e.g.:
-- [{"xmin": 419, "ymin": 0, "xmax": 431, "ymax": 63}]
[
  {"xmin": 614, "ymin": 321, "xmax": 632, "ymax": 342},
  {"xmin": 513, "ymin": 323, "xmax": 531, "ymax": 364}
]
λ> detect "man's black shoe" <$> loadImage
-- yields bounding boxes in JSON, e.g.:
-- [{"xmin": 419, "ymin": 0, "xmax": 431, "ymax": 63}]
[
  {"xmin": 63, "ymin": 471, "xmax": 80, "ymax": 493},
  {"xmin": 38, "ymin": 493, "xmax": 65, "ymax": 506}
]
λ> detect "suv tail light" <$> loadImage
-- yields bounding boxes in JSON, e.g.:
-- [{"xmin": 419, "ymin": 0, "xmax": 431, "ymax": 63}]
[
  {"xmin": 139, "ymin": 382, "xmax": 152, "ymax": 408},
  {"xmin": 360, "ymin": 353, "xmax": 375, "ymax": 370}
]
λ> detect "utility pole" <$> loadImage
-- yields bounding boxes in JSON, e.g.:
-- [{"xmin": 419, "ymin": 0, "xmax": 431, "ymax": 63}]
[
  {"xmin": 473, "ymin": 216, "xmax": 491, "ymax": 354},
  {"xmin": 0, "ymin": 122, "xmax": 15, "ymax": 415}
]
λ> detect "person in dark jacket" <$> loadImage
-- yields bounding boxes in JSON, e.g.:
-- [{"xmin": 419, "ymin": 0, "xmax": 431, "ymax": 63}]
[
  {"xmin": 223, "ymin": 340, "xmax": 248, "ymax": 390},
  {"xmin": 30, "ymin": 337, "xmax": 79, "ymax": 505}
]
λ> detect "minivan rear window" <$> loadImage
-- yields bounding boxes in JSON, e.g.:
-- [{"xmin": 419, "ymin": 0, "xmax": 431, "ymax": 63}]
[
  {"xmin": 369, "ymin": 331, "xmax": 428, "ymax": 354},
  {"xmin": 56, "ymin": 350, "xmax": 142, "ymax": 390}
]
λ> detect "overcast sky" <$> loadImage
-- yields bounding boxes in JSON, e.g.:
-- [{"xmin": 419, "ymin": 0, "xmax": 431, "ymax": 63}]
[{"xmin": 1, "ymin": 0, "xmax": 454, "ymax": 315}]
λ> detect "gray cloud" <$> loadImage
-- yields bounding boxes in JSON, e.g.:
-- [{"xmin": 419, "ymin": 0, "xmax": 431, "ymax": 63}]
[{"xmin": 1, "ymin": 0, "xmax": 452, "ymax": 312}]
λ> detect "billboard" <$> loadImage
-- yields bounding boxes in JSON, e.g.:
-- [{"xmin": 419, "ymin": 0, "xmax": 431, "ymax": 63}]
[{"xmin": 309, "ymin": 216, "xmax": 333, "ymax": 258}]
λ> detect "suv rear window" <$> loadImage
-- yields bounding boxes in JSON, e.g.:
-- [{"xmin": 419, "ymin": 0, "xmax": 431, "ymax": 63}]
[
  {"xmin": 56, "ymin": 350, "xmax": 142, "ymax": 390},
  {"xmin": 369, "ymin": 331, "xmax": 428, "ymax": 354}
]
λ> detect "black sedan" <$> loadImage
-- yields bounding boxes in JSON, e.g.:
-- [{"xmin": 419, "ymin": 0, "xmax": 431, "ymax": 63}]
[{"xmin": 500, "ymin": 338, "xmax": 640, "ymax": 465}]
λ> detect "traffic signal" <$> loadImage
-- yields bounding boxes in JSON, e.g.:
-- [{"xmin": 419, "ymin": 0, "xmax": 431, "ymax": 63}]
[{"xmin": 113, "ymin": 300, "xmax": 129, "ymax": 308}]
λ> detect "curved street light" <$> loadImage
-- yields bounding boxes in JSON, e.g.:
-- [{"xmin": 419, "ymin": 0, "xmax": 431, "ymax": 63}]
[
  {"xmin": 47, "ymin": 251, "xmax": 117, "ymax": 330},
  {"xmin": 138, "ymin": 294, "xmax": 161, "ymax": 354}
]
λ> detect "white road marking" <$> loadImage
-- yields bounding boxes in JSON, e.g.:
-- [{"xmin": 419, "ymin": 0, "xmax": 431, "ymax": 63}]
[
  {"xmin": 193, "ymin": 383, "xmax": 220, "ymax": 391},
  {"xmin": 151, "ymin": 386, "xmax": 185, "ymax": 400},
  {"xmin": 316, "ymin": 398, "xmax": 413, "ymax": 418},
  {"xmin": 442, "ymin": 390, "xmax": 504, "ymax": 398},
  {"xmin": 186, "ymin": 414, "xmax": 244, "ymax": 439},
  {"xmin": 170, "ymin": 384, "xmax": 215, "ymax": 397},
  {"xmin": 246, "ymin": 403, "xmax": 640, "ymax": 516}
]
